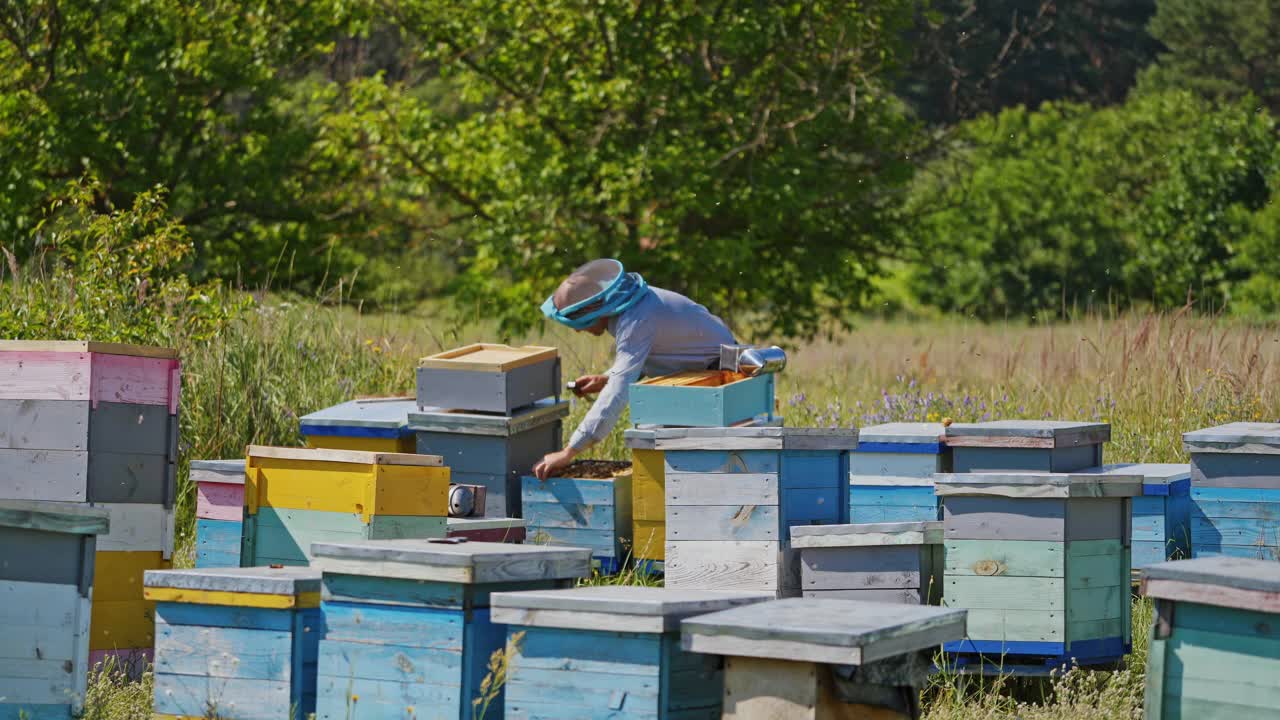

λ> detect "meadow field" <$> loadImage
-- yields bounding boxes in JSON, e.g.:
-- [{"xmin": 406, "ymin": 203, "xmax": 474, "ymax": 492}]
[{"xmin": 88, "ymin": 300, "xmax": 1280, "ymax": 719}]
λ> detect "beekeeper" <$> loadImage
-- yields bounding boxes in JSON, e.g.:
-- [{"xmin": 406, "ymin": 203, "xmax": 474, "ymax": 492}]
[{"xmin": 532, "ymin": 258, "xmax": 736, "ymax": 479}]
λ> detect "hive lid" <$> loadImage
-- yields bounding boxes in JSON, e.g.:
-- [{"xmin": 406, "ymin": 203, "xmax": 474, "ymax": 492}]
[
  {"xmin": 647, "ymin": 426, "xmax": 858, "ymax": 451},
  {"xmin": 189, "ymin": 459, "xmax": 246, "ymax": 483},
  {"xmin": 0, "ymin": 499, "xmax": 109, "ymax": 536},
  {"xmin": 143, "ymin": 566, "xmax": 321, "ymax": 600},
  {"xmin": 934, "ymin": 471, "xmax": 1143, "ymax": 498},
  {"xmin": 311, "ymin": 539, "xmax": 592, "ymax": 584},
  {"xmin": 681, "ymin": 598, "xmax": 966, "ymax": 666},
  {"xmin": 491, "ymin": 586, "xmax": 771, "ymax": 632},
  {"xmin": 944, "ymin": 420, "xmax": 1110, "ymax": 449},
  {"xmin": 419, "ymin": 344, "xmax": 557, "ymax": 372},
  {"xmin": 408, "ymin": 399, "xmax": 569, "ymax": 438},
  {"xmin": 0, "ymin": 340, "xmax": 178, "ymax": 359},
  {"xmin": 1183, "ymin": 422, "xmax": 1280, "ymax": 455},
  {"xmin": 246, "ymin": 445, "xmax": 444, "ymax": 467},
  {"xmin": 300, "ymin": 398, "xmax": 417, "ymax": 436},
  {"xmin": 1079, "ymin": 463, "xmax": 1190, "ymax": 489},
  {"xmin": 790, "ymin": 521, "xmax": 943, "ymax": 549},
  {"xmin": 854, "ymin": 423, "xmax": 947, "ymax": 449},
  {"xmin": 624, "ymin": 415, "xmax": 785, "ymax": 449},
  {"xmin": 1143, "ymin": 557, "xmax": 1280, "ymax": 614}
]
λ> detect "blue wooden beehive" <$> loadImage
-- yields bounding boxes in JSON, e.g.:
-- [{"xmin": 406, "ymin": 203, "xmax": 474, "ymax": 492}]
[
  {"xmin": 0, "ymin": 500, "xmax": 108, "ymax": 720},
  {"xmin": 144, "ymin": 566, "xmax": 322, "ymax": 720},
  {"xmin": 650, "ymin": 427, "xmax": 858, "ymax": 598},
  {"xmin": 945, "ymin": 420, "xmax": 1108, "ymax": 473},
  {"xmin": 629, "ymin": 371, "xmax": 775, "ymax": 428},
  {"xmin": 409, "ymin": 400, "xmax": 568, "ymax": 519},
  {"xmin": 192, "ymin": 459, "xmax": 245, "ymax": 569},
  {"xmin": 492, "ymin": 586, "xmax": 770, "ymax": 719},
  {"xmin": 849, "ymin": 422, "xmax": 949, "ymax": 523},
  {"xmin": 1184, "ymin": 422, "xmax": 1280, "ymax": 561},
  {"xmin": 1082, "ymin": 463, "xmax": 1191, "ymax": 571},
  {"xmin": 521, "ymin": 461, "xmax": 633, "ymax": 574},
  {"xmin": 937, "ymin": 471, "xmax": 1140, "ymax": 674},
  {"xmin": 300, "ymin": 398, "xmax": 417, "ymax": 453},
  {"xmin": 311, "ymin": 539, "xmax": 592, "ymax": 720},
  {"xmin": 1142, "ymin": 557, "xmax": 1280, "ymax": 720}
]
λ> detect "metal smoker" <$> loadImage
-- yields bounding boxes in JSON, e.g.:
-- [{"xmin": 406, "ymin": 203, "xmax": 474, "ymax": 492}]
[{"xmin": 720, "ymin": 344, "xmax": 788, "ymax": 376}]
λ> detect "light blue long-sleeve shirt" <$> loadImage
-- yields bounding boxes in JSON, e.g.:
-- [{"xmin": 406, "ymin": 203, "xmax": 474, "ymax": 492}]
[{"xmin": 569, "ymin": 287, "xmax": 736, "ymax": 450}]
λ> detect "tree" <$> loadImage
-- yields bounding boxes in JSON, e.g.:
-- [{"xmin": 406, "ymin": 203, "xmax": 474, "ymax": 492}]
[{"xmin": 351, "ymin": 1, "xmax": 924, "ymax": 338}]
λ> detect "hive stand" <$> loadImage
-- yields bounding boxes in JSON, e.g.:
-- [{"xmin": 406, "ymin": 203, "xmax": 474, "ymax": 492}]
[
  {"xmin": 300, "ymin": 397, "xmax": 418, "ymax": 453},
  {"xmin": 1141, "ymin": 557, "xmax": 1280, "ymax": 720},
  {"xmin": 0, "ymin": 500, "xmax": 108, "ymax": 720},
  {"xmin": 629, "ymin": 371, "xmax": 776, "ymax": 428},
  {"xmin": 409, "ymin": 399, "xmax": 568, "ymax": 519},
  {"xmin": 192, "ymin": 459, "xmax": 246, "ymax": 568},
  {"xmin": 144, "ymin": 566, "xmax": 321, "ymax": 720},
  {"xmin": 944, "ymin": 420, "xmax": 1109, "ymax": 473},
  {"xmin": 650, "ymin": 427, "xmax": 859, "ymax": 598},
  {"xmin": 1183, "ymin": 422, "xmax": 1280, "ymax": 561},
  {"xmin": 848, "ymin": 423, "xmax": 950, "ymax": 524},
  {"xmin": 492, "ymin": 586, "xmax": 771, "ymax": 719},
  {"xmin": 1080, "ymin": 463, "xmax": 1192, "ymax": 573},
  {"xmin": 682, "ymin": 598, "xmax": 966, "ymax": 720},
  {"xmin": 242, "ymin": 446, "xmax": 450, "ymax": 566},
  {"xmin": 310, "ymin": 539, "xmax": 592, "ymax": 720},
  {"xmin": 936, "ymin": 471, "xmax": 1141, "ymax": 675},
  {"xmin": 0, "ymin": 341, "xmax": 182, "ymax": 672},
  {"xmin": 447, "ymin": 516, "xmax": 528, "ymax": 543},
  {"xmin": 416, "ymin": 344, "xmax": 561, "ymax": 416},
  {"xmin": 791, "ymin": 522, "xmax": 944, "ymax": 604},
  {"xmin": 522, "ymin": 465, "xmax": 633, "ymax": 574}
]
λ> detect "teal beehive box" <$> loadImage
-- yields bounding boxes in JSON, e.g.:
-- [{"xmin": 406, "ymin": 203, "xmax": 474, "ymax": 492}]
[
  {"xmin": 629, "ymin": 371, "xmax": 775, "ymax": 428},
  {"xmin": 492, "ymin": 586, "xmax": 770, "ymax": 719},
  {"xmin": 1142, "ymin": 557, "xmax": 1280, "ymax": 720},
  {"xmin": 311, "ymin": 539, "xmax": 592, "ymax": 720}
]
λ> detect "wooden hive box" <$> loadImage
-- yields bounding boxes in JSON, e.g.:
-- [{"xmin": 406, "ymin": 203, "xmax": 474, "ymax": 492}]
[
  {"xmin": 242, "ymin": 446, "xmax": 450, "ymax": 566},
  {"xmin": 192, "ymin": 459, "xmax": 246, "ymax": 569},
  {"xmin": 791, "ymin": 521, "xmax": 945, "ymax": 604},
  {"xmin": 300, "ymin": 397, "xmax": 417, "ymax": 453},
  {"xmin": 945, "ymin": 420, "xmax": 1109, "ymax": 473},
  {"xmin": 1183, "ymin": 422, "xmax": 1280, "ymax": 561},
  {"xmin": 310, "ymin": 539, "xmax": 592, "ymax": 720},
  {"xmin": 651, "ymin": 427, "xmax": 858, "ymax": 598},
  {"xmin": 447, "ymin": 516, "xmax": 528, "ymax": 543},
  {"xmin": 1081, "ymin": 463, "xmax": 1192, "ymax": 571},
  {"xmin": 408, "ymin": 399, "xmax": 568, "ymax": 519},
  {"xmin": 936, "ymin": 471, "xmax": 1141, "ymax": 674},
  {"xmin": 492, "ymin": 586, "xmax": 771, "ymax": 719},
  {"xmin": 1141, "ymin": 557, "xmax": 1280, "ymax": 720},
  {"xmin": 0, "ymin": 500, "xmax": 108, "ymax": 720},
  {"xmin": 849, "ymin": 422, "xmax": 950, "ymax": 524},
  {"xmin": 522, "ymin": 460, "xmax": 633, "ymax": 574},
  {"xmin": 682, "ymin": 598, "xmax": 966, "ymax": 720},
  {"xmin": 416, "ymin": 344, "xmax": 560, "ymax": 415},
  {"xmin": 629, "ymin": 370, "xmax": 776, "ymax": 428},
  {"xmin": 144, "ymin": 566, "xmax": 321, "ymax": 720}
]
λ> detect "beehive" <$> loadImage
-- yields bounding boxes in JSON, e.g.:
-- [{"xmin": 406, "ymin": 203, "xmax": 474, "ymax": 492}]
[
  {"xmin": 682, "ymin": 598, "xmax": 966, "ymax": 720},
  {"xmin": 0, "ymin": 501, "xmax": 108, "ymax": 720},
  {"xmin": 945, "ymin": 420, "xmax": 1109, "ymax": 473},
  {"xmin": 242, "ymin": 446, "xmax": 450, "ymax": 566},
  {"xmin": 447, "ymin": 516, "xmax": 527, "ymax": 543},
  {"xmin": 192, "ymin": 459, "xmax": 246, "ymax": 568},
  {"xmin": 311, "ymin": 539, "xmax": 591, "ymax": 720},
  {"xmin": 409, "ymin": 399, "xmax": 568, "ymax": 519},
  {"xmin": 1184, "ymin": 422, "xmax": 1280, "ymax": 561},
  {"xmin": 416, "ymin": 344, "xmax": 560, "ymax": 415},
  {"xmin": 629, "ymin": 370, "xmax": 775, "ymax": 428},
  {"xmin": 492, "ymin": 587, "xmax": 770, "ymax": 719},
  {"xmin": 791, "ymin": 521, "xmax": 944, "ymax": 604},
  {"xmin": 650, "ymin": 427, "xmax": 858, "ymax": 597},
  {"xmin": 626, "ymin": 430, "xmax": 667, "ymax": 572},
  {"xmin": 849, "ymin": 422, "xmax": 949, "ymax": 523},
  {"xmin": 1082, "ymin": 463, "xmax": 1191, "ymax": 571},
  {"xmin": 1141, "ymin": 557, "xmax": 1280, "ymax": 720},
  {"xmin": 300, "ymin": 397, "xmax": 417, "ymax": 453},
  {"xmin": 522, "ymin": 460, "xmax": 633, "ymax": 574},
  {"xmin": 145, "ymin": 567, "xmax": 321, "ymax": 720},
  {"xmin": 937, "ymin": 471, "xmax": 1140, "ymax": 674}
]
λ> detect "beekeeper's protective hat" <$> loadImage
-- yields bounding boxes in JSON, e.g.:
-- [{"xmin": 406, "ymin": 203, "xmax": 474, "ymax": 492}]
[{"xmin": 541, "ymin": 259, "xmax": 649, "ymax": 329}]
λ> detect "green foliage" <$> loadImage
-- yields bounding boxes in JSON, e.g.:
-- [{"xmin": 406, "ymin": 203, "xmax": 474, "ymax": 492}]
[
  {"xmin": 347, "ymin": 1, "xmax": 923, "ymax": 338},
  {"xmin": 905, "ymin": 90, "xmax": 1279, "ymax": 317}
]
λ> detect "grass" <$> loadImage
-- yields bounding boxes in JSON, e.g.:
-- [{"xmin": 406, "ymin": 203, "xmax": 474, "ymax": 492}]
[{"xmin": 91, "ymin": 301, "xmax": 1280, "ymax": 718}]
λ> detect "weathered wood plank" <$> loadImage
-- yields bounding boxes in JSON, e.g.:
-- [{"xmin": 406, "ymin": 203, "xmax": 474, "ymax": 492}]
[
  {"xmin": 0, "ymin": 351, "xmax": 91, "ymax": 402},
  {"xmin": 665, "ymin": 541, "xmax": 785, "ymax": 593},
  {"xmin": 935, "ymin": 473, "xmax": 1141, "ymax": 499},
  {"xmin": 791, "ymin": 522, "xmax": 942, "ymax": 549},
  {"xmin": 310, "ymin": 540, "xmax": 592, "ymax": 585},
  {"xmin": 668, "ymin": 505, "xmax": 780, "ymax": 541},
  {"xmin": 152, "ymin": 673, "xmax": 290, "ymax": 720},
  {"xmin": 945, "ymin": 576, "xmax": 1064, "ymax": 611},
  {"xmin": 0, "ymin": 399, "xmax": 87, "ymax": 450},
  {"xmin": 408, "ymin": 398, "xmax": 568, "ymax": 438},
  {"xmin": 92, "ymin": 503, "xmax": 171, "ymax": 554},
  {"xmin": 801, "ymin": 546, "xmax": 924, "ymax": 590},
  {"xmin": 492, "ymin": 587, "xmax": 768, "ymax": 633},
  {"xmin": 666, "ymin": 473, "xmax": 779, "ymax": 506},
  {"xmin": 154, "ymin": 622, "xmax": 294, "ymax": 680},
  {"xmin": 0, "ymin": 499, "xmax": 108, "ymax": 535},
  {"xmin": 944, "ymin": 539, "xmax": 1064, "ymax": 578},
  {"xmin": 0, "ymin": 450, "xmax": 88, "ymax": 502},
  {"xmin": 943, "ymin": 497, "xmax": 1066, "ymax": 541}
]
